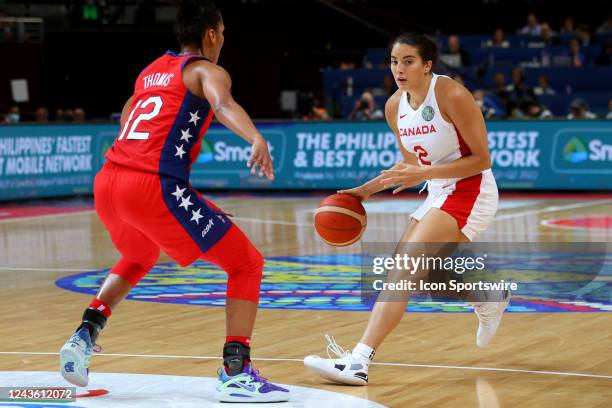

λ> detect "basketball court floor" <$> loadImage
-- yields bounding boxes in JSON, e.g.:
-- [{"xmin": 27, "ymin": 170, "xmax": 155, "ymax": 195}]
[{"xmin": 0, "ymin": 192, "xmax": 611, "ymax": 407}]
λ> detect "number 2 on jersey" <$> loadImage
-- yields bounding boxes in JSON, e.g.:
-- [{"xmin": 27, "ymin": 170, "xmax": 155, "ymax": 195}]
[
  {"xmin": 118, "ymin": 96, "xmax": 163, "ymax": 141},
  {"xmin": 413, "ymin": 145, "xmax": 431, "ymax": 166}
]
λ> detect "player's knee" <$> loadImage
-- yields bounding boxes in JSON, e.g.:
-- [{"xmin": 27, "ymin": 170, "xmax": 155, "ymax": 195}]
[
  {"xmin": 225, "ymin": 244, "xmax": 263, "ymax": 302},
  {"xmin": 249, "ymin": 247, "xmax": 264, "ymax": 279},
  {"xmin": 228, "ymin": 245, "xmax": 263, "ymax": 279},
  {"xmin": 111, "ymin": 252, "xmax": 159, "ymax": 286}
]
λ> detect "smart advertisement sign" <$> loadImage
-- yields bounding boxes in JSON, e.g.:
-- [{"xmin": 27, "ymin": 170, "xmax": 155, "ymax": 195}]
[
  {"xmin": 190, "ymin": 122, "xmax": 403, "ymax": 189},
  {"xmin": 0, "ymin": 120, "xmax": 611, "ymax": 201},
  {"xmin": 488, "ymin": 121, "xmax": 612, "ymax": 189},
  {"xmin": 191, "ymin": 120, "xmax": 612, "ymax": 190}
]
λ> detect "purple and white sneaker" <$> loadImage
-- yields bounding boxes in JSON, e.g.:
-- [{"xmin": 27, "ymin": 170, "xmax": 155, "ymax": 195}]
[{"xmin": 213, "ymin": 364, "xmax": 290, "ymax": 402}]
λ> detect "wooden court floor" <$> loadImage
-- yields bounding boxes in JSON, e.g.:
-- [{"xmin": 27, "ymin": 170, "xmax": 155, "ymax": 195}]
[{"xmin": 0, "ymin": 192, "xmax": 611, "ymax": 407}]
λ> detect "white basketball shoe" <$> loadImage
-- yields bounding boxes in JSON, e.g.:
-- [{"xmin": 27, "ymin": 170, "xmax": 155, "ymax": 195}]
[
  {"xmin": 473, "ymin": 291, "xmax": 511, "ymax": 348},
  {"xmin": 304, "ymin": 335, "xmax": 371, "ymax": 385},
  {"xmin": 59, "ymin": 327, "xmax": 93, "ymax": 387}
]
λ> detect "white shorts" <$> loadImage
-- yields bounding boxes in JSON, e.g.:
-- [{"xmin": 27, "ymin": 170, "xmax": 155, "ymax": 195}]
[{"xmin": 410, "ymin": 169, "xmax": 498, "ymax": 241}]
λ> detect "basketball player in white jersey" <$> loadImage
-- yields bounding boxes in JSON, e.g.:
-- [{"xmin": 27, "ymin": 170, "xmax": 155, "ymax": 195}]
[{"xmin": 304, "ymin": 32, "xmax": 510, "ymax": 385}]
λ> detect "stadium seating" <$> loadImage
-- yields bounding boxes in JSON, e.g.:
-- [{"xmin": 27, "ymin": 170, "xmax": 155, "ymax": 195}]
[{"xmin": 324, "ymin": 33, "xmax": 612, "ymax": 118}]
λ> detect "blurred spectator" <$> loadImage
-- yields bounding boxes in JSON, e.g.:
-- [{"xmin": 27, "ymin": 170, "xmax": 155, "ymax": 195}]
[
  {"xmin": 576, "ymin": 24, "xmax": 593, "ymax": 46},
  {"xmin": 383, "ymin": 75, "xmax": 395, "ymax": 96},
  {"xmin": 567, "ymin": 98, "xmax": 597, "ymax": 119},
  {"xmin": 606, "ymin": 100, "xmax": 612, "ymax": 119},
  {"xmin": 486, "ymin": 28, "xmax": 509, "ymax": 48},
  {"xmin": 506, "ymin": 67, "xmax": 535, "ymax": 108},
  {"xmin": 303, "ymin": 106, "xmax": 330, "ymax": 121},
  {"xmin": 568, "ymin": 38, "xmax": 586, "ymax": 67},
  {"xmin": 538, "ymin": 23, "xmax": 559, "ymax": 46},
  {"xmin": 300, "ymin": 94, "xmax": 330, "ymax": 121},
  {"xmin": 348, "ymin": 91, "xmax": 383, "ymax": 120},
  {"xmin": 73, "ymin": 107, "xmax": 86, "ymax": 123},
  {"xmin": 55, "ymin": 108, "xmax": 65, "ymax": 121},
  {"xmin": 519, "ymin": 13, "xmax": 541, "ymax": 36},
  {"xmin": 473, "ymin": 90, "xmax": 502, "ymax": 119},
  {"xmin": 35, "ymin": 107, "xmax": 49, "ymax": 123},
  {"xmin": 597, "ymin": 15, "xmax": 612, "ymax": 33},
  {"xmin": 372, "ymin": 75, "xmax": 396, "ymax": 98},
  {"xmin": 63, "ymin": 109, "xmax": 75, "ymax": 122},
  {"xmin": 491, "ymin": 72, "xmax": 510, "ymax": 110},
  {"xmin": 4, "ymin": 104, "xmax": 20, "ymax": 123},
  {"xmin": 523, "ymin": 98, "xmax": 553, "ymax": 119},
  {"xmin": 561, "ymin": 16, "xmax": 575, "ymax": 35},
  {"xmin": 441, "ymin": 35, "xmax": 471, "ymax": 67},
  {"xmin": 595, "ymin": 41, "xmax": 612, "ymax": 65},
  {"xmin": 533, "ymin": 74, "xmax": 556, "ymax": 95}
]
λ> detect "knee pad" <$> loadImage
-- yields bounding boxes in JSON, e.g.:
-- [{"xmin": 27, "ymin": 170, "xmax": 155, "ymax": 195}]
[{"xmin": 111, "ymin": 255, "xmax": 158, "ymax": 286}]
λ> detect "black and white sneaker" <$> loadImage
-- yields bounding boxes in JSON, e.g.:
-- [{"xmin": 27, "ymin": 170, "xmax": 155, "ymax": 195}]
[{"xmin": 304, "ymin": 335, "xmax": 370, "ymax": 386}]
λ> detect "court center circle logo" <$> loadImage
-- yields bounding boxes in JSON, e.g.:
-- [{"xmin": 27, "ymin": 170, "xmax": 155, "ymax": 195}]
[{"xmin": 55, "ymin": 255, "xmax": 612, "ymax": 313}]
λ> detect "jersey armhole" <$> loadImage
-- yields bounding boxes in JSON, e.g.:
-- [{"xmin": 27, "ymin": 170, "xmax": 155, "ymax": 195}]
[
  {"xmin": 433, "ymin": 77, "xmax": 455, "ymax": 130},
  {"xmin": 180, "ymin": 56, "xmax": 213, "ymax": 105}
]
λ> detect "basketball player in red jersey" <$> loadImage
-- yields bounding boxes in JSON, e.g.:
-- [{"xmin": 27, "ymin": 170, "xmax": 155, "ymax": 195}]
[
  {"xmin": 59, "ymin": 1, "xmax": 289, "ymax": 402},
  {"xmin": 305, "ymin": 32, "xmax": 509, "ymax": 385}
]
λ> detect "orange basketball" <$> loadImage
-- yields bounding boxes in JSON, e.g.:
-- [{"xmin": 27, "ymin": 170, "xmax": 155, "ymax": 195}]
[{"xmin": 314, "ymin": 193, "xmax": 367, "ymax": 247}]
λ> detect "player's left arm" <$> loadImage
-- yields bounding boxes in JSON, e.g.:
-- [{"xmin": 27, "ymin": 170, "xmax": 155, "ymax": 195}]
[
  {"xmin": 426, "ymin": 81, "xmax": 492, "ymax": 179},
  {"xmin": 199, "ymin": 63, "xmax": 274, "ymax": 180}
]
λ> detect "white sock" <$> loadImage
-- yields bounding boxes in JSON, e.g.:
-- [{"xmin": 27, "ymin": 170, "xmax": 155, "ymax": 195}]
[{"xmin": 352, "ymin": 342, "xmax": 375, "ymax": 362}]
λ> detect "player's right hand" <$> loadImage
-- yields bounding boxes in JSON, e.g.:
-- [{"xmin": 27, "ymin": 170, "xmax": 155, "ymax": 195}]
[
  {"xmin": 337, "ymin": 187, "xmax": 370, "ymax": 202},
  {"xmin": 248, "ymin": 137, "xmax": 275, "ymax": 180}
]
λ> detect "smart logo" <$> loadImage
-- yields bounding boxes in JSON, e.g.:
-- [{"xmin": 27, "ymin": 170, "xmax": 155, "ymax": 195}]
[
  {"xmin": 196, "ymin": 132, "xmax": 278, "ymax": 167},
  {"xmin": 563, "ymin": 137, "xmax": 588, "ymax": 163},
  {"xmin": 552, "ymin": 128, "xmax": 612, "ymax": 174},
  {"xmin": 197, "ymin": 140, "xmax": 214, "ymax": 164}
]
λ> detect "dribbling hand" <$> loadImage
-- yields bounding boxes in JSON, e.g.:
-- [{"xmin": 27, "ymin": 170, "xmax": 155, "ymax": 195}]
[
  {"xmin": 248, "ymin": 137, "xmax": 275, "ymax": 180},
  {"xmin": 380, "ymin": 162, "xmax": 429, "ymax": 194},
  {"xmin": 337, "ymin": 186, "xmax": 370, "ymax": 202}
]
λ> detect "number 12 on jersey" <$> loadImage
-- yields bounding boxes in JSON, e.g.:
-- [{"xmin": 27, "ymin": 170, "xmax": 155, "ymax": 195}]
[{"xmin": 118, "ymin": 96, "xmax": 163, "ymax": 141}]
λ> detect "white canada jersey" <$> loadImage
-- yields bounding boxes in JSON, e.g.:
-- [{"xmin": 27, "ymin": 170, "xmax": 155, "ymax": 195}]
[
  {"xmin": 397, "ymin": 74, "xmax": 471, "ymax": 172},
  {"xmin": 397, "ymin": 73, "xmax": 499, "ymax": 241}
]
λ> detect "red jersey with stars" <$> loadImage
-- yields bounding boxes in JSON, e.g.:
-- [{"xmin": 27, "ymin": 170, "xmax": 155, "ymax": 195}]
[{"xmin": 105, "ymin": 51, "xmax": 214, "ymax": 183}]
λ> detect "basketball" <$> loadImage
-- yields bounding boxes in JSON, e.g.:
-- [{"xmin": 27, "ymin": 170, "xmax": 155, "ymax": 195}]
[{"xmin": 314, "ymin": 194, "xmax": 367, "ymax": 247}]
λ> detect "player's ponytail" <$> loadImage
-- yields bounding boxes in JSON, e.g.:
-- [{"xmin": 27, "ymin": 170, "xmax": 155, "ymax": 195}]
[{"xmin": 175, "ymin": 0, "xmax": 223, "ymax": 46}]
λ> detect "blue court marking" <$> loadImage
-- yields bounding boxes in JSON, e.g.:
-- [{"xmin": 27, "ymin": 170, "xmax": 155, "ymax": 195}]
[{"xmin": 55, "ymin": 254, "xmax": 611, "ymax": 313}]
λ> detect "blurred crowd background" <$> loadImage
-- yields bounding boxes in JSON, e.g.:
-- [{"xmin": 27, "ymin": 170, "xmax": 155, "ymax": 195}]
[{"xmin": 1, "ymin": 0, "xmax": 611, "ymax": 123}]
